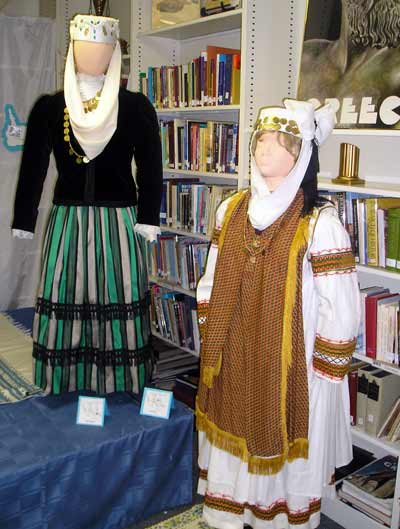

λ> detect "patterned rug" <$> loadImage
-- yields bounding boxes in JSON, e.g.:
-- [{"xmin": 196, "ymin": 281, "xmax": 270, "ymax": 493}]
[
  {"xmin": 147, "ymin": 505, "xmax": 208, "ymax": 529},
  {"xmin": 0, "ymin": 312, "xmax": 41, "ymax": 404}
]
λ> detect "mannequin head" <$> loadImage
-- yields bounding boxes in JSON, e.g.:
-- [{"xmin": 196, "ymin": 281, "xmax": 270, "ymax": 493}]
[
  {"xmin": 69, "ymin": 15, "xmax": 119, "ymax": 76},
  {"xmin": 74, "ymin": 41, "xmax": 114, "ymax": 75},
  {"xmin": 252, "ymin": 131, "xmax": 301, "ymax": 191}
]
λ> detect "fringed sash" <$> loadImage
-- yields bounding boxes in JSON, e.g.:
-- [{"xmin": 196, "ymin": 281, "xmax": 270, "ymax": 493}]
[{"xmin": 197, "ymin": 190, "xmax": 311, "ymax": 475}]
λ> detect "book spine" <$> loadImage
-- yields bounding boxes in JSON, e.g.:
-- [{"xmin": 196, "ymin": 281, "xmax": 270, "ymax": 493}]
[
  {"xmin": 366, "ymin": 199, "xmax": 378, "ymax": 267},
  {"xmin": 386, "ymin": 209, "xmax": 400, "ymax": 270}
]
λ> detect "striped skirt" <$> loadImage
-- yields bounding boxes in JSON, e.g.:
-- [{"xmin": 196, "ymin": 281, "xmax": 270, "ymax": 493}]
[{"xmin": 32, "ymin": 205, "xmax": 152, "ymax": 395}]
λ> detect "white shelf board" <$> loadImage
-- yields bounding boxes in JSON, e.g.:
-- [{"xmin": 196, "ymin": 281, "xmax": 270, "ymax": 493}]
[
  {"xmin": 161, "ymin": 227, "xmax": 210, "ymax": 241},
  {"xmin": 322, "ymin": 496, "xmax": 387, "ymax": 529},
  {"xmin": 152, "ymin": 330, "xmax": 199, "ymax": 357},
  {"xmin": 163, "ymin": 168, "xmax": 238, "ymax": 180},
  {"xmin": 156, "ymin": 105, "xmax": 240, "ymax": 114},
  {"xmin": 318, "ymin": 177, "xmax": 400, "ymax": 198},
  {"xmin": 351, "ymin": 426, "xmax": 400, "ymax": 457},
  {"xmin": 353, "ymin": 351, "xmax": 400, "ymax": 377},
  {"xmin": 149, "ymin": 276, "xmax": 196, "ymax": 298},
  {"xmin": 332, "ymin": 128, "xmax": 400, "ymax": 137},
  {"xmin": 356, "ymin": 264, "xmax": 400, "ymax": 280},
  {"xmin": 138, "ymin": 9, "xmax": 242, "ymax": 40}
]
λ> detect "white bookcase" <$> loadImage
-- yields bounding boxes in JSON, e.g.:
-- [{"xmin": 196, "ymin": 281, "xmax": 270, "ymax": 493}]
[{"xmin": 318, "ymin": 178, "xmax": 400, "ymax": 529}]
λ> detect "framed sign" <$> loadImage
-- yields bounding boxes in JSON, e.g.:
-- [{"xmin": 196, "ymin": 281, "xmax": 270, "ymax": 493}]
[{"xmin": 297, "ymin": 0, "xmax": 400, "ymax": 130}]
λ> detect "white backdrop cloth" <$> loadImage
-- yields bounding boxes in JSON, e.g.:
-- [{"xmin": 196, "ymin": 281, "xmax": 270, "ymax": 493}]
[{"xmin": 0, "ymin": 15, "xmax": 56, "ymax": 309}]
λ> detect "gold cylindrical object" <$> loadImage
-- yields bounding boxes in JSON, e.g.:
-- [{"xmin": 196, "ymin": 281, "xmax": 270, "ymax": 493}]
[{"xmin": 332, "ymin": 143, "xmax": 364, "ymax": 185}]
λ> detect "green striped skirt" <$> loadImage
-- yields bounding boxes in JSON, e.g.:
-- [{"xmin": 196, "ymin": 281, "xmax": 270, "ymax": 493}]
[{"xmin": 33, "ymin": 205, "xmax": 152, "ymax": 395}]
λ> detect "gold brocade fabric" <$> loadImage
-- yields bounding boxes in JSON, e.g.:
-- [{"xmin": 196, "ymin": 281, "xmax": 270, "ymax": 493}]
[{"xmin": 196, "ymin": 190, "xmax": 310, "ymax": 474}]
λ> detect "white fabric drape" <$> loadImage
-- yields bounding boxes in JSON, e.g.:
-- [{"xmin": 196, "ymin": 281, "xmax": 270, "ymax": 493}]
[{"xmin": 0, "ymin": 15, "xmax": 56, "ymax": 309}]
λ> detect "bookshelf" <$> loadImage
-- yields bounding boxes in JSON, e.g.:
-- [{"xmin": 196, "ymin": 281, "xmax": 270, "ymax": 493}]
[
  {"xmin": 318, "ymin": 179, "xmax": 400, "ymax": 529},
  {"xmin": 131, "ymin": 2, "xmax": 400, "ymax": 527},
  {"xmin": 130, "ymin": 0, "xmax": 303, "ymax": 354}
]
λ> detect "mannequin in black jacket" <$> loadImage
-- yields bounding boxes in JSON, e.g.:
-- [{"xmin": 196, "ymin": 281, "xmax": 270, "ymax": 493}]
[{"xmin": 12, "ymin": 14, "xmax": 163, "ymax": 395}]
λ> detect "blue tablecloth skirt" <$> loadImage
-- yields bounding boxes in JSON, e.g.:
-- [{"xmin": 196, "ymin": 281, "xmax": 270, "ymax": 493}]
[{"xmin": 0, "ymin": 391, "xmax": 193, "ymax": 529}]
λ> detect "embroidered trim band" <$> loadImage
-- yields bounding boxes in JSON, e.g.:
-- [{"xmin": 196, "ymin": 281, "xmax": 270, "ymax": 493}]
[
  {"xmin": 204, "ymin": 494, "xmax": 321, "ymax": 525},
  {"xmin": 36, "ymin": 294, "xmax": 150, "ymax": 321},
  {"xmin": 33, "ymin": 342, "xmax": 153, "ymax": 367},
  {"xmin": 312, "ymin": 335, "xmax": 356, "ymax": 380},
  {"xmin": 311, "ymin": 250, "xmax": 355, "ymax": 276}
]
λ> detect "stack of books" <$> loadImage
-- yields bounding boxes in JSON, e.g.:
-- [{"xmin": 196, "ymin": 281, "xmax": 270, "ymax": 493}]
[
  {"xmin": 338, "ymin": 455, "xmax": 398, "ymax": 526},
  {"xmin": 151, "ymin": 338, "xmax": 199, "ymax": 391}
]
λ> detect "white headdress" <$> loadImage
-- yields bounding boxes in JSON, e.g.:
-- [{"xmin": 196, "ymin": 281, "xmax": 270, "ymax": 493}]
[
  {"xmin": 64, "ymin": 14, "xmax": 121, "ymax": 161},
  {"xmin": 248, "ymin": 99, "xmax": 334, "ymax": 231}
]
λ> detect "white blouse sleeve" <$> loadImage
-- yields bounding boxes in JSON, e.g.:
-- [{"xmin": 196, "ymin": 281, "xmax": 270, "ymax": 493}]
[
  {"xmin": 196, "ymin": 196, "xmax": 234, "ymax": 341},
  {"xmin": 309, "ymin": 206, "xmax": 361, "ymax": 383}
]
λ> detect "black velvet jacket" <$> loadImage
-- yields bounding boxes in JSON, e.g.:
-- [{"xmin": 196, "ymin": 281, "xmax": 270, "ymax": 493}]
[{"xmin": 12, "ymin": 88, "xmax": 163, "ymax": 233}]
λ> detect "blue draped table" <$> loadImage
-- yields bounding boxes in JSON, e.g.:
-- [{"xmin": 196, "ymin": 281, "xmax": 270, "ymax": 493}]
[{"xmin": 0, "ymin": 391, "xmax": 193, "ymax": 529}]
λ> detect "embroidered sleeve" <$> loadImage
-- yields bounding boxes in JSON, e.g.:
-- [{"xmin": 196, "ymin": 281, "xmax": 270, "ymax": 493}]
[{"xmin": 310, "ymin": 207, "xmax": 360, "ymax": 382}]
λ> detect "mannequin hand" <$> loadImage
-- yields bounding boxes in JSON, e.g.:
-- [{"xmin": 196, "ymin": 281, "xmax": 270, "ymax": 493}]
[
  {"xmin": 134, "ymin": 223, "xmax": 160, "ymax": 243},
  {"xmin": 12, "ymin": 229, "xmax": 34, "ymax": 240}
]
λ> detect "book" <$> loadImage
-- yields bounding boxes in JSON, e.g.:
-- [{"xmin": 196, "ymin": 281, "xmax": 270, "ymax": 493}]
[
  {"xmin": 365, "ymin": 370, "xmax": 400, "ymax": 436},
  {"xmin": 377, "ymin": 396, "xmax": 400, "ymax": 438},
  {"xmin": 206, "ymin": 45, "xmax": 240, "ymax": 105},
  {"xmin": 341, "ymin": 455, "xmax": 398, "ymax": 518},
  {"xmin": 386, "ymin": 208, "xmax": 400, "ymax": 271},
  {"xmin": 356, "ymin": 365, "xmax": 381, "ymax": 429},
  {"xmin": 231, "ymin": 54, "xmax": 241, "ymax": 104},
  {"xmin": 338, "ymin": 489, "xmax": 392, "ymax": 526},
  {"xmin": 335, "ymin": 445, "xmax": 376, "ymax": 482},
  {"xmin": 357, "ymin": 286, "xmax": 388, "ymax": 353},
  {"xmin": 348, "ymin": 359, "xmax": 368, "ymax": 426},
  {"xmin": 365, "ymin": 292, "xmax": 399, "ymax": 359}
]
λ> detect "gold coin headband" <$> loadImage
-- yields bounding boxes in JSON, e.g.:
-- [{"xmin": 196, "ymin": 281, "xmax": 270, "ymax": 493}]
[{"xmin": 253, "ymin": 115, "xmax": 301, "ymax": 137}]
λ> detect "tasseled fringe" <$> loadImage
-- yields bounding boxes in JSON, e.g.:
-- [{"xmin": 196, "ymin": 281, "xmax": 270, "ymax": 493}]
[
  {"xmin": 196, "ymin": 402, "xmax": 309, "ymax": 476},
  {"xmin": 280, "ymin": 215, "xmax": 310, "ymax": 450},
  {"xmin": 218, "ymin": 190, "xmax": 248, "ymax": 250},
  {"xmin": 35, "ymin": 294, "xmax": 150, "ymax": 321},
  {"xmin": 202, "ymin": 353, "xmax": 222, "ymax": 388}
]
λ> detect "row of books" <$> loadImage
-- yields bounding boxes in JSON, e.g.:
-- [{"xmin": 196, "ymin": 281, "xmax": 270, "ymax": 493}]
[
  {"xmin": 160, "ymin": 181, "xmax": 236, "ymax": 236},
  {"xmin": 140, "ymin": 45, "xmax": 240, "ymax": 108},
  {"xmin": 357, "ymin": 286, "xmax": 400, "ymax": 363},
  {"xmin": 146, "ymin": 236, "xmax": 208, "ymax": 291},
  {"xmin": 160, "ymin": 119, "xmax": 239, "ymax": 174},
  {"xmin": 338, "ymin": 454, "xmax": 398, "ymax": 527},
  {"xmin": 321, "ymin": 191, "xmax": 400, "ymax": 270},
  {"xmin": 349, "ymin": 362, "xmax": 400, "ymax": 439},
  {"xmin": 150, "ymin": 285, "xmax": 200, "ymax": 354}
]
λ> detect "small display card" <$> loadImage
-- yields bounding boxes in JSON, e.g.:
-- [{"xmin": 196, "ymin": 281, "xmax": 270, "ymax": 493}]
[
  {"xmin": 140, "ymin": 387, "xmax": 174, "ymax": 420},
  {"xmin": 76, "ymin": 396, "xmax": 109, "ymax": 427}
]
